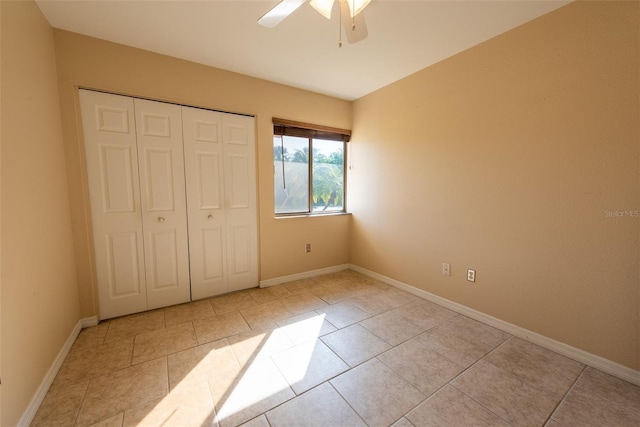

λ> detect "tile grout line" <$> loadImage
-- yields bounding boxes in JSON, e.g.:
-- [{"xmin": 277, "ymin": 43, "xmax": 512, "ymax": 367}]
[
  {"xmin": 319, "ymin": 299, "xmax": 438, "ymax": 425},
  {"xmin": 373, "ymin": 354, "xmax": 428, "ymax": 427},
  {"xmin": 259, "ymin": 293, "xmax": 421, "ymax": 426},
  {"xmin": 400, "ymin": 334, "xmax": 509, "ymax": 426},
  {"xmin": 70, "ymin": 381, "xmax": 91, "ymax": 427},
  {"xmin": 555, "ymin": 366, "xmax": 640, "ymax": 420},
  {"xmin": 438, "ymin": 335, "xmax": 515, "ymax": 425},
  {"xmin": 326, "ymin": 380, "xmax": 370, "ymax": 427},
  {"xmin": 543, "ymin": 364, "xmax": 587, "ymax": 426}
]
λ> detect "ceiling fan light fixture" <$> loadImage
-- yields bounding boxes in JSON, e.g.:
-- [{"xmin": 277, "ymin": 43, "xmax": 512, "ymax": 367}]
[
  {"xmin": 346, "ymin": 0, "xmax": 371, "ymax": 17},
  {"xmin": 310, "ymin": 0, "xmax": 334, "ymax": 19}
]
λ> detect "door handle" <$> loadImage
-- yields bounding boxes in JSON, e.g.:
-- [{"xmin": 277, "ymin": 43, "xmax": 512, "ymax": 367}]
[
  {"xmin": 208, "ymin": 214, "xmax": 213, "ymax": 220},
  {"xmin": 158, "ymin": 217, "xmax": 165, "ymax": 223}
]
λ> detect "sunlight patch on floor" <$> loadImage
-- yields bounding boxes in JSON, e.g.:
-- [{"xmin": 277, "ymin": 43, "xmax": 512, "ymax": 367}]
[
  {"xmin": 215, "ymin": 314, "xmax": 325, "ymax": 424},
  {"xmin": 138, "ymin": 313, "xmax": 326, "ymax": 425}
]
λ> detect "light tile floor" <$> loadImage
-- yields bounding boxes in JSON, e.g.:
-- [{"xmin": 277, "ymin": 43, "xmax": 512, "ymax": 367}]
[{"xmin": 32, "ymin": 270, "xmax": 640, "ymax": 426}]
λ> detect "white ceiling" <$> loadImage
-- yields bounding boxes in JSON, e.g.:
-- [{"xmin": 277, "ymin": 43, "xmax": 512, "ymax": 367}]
[{"xmin": 36, "ymin": 0, "xmax": 570, "ymax": 101}]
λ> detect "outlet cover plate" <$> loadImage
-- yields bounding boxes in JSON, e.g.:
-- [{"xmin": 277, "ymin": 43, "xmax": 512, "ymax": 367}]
[
  {"xmin": 467, "ymin": 269, "xmax": 476, "ymax": 282},
  {"xmin": 442, "ymin": 263, "xmax": 450, "ymax": 276}
]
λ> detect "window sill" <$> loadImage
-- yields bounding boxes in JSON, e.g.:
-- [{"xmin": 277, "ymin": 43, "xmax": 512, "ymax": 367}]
[{"xmin": 275, "ymin": 211, "xmax": 352, "ymax": 219}]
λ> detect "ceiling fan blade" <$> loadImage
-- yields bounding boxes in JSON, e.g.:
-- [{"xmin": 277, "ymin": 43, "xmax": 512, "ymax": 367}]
[
  {"xmin": 340, "ymin": 1, "xmax": 368, "ymax": 44},
  {"xmin": 258, "ymin": 0, "xmax": 306, "ymax": 28}
]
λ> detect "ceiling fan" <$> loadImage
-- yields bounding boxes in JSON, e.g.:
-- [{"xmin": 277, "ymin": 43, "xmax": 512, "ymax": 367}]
[{"xmin": 258, "ymin": 0, "xmax": 371, "ymax": 46}]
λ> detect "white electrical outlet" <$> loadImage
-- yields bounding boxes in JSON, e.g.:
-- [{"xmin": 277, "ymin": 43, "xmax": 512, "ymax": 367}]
[
  {"xmin": 305, "ymin": 243, "xmax": 311, "ymax": 253},
  {"xmin": 442, "ymin": 263, "xmax": 450, "ymax": 276},
  {"xmin": 467, "ymin": 269, "xmax": 476, "ymax": 282}
]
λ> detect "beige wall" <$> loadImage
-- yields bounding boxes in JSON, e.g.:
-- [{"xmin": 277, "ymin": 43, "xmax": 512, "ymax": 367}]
[
  {"xmin": 53, "ymin": 30, "xmax": 351, "ymax": 318},
  {"xmin": 350, "ymin": 0, "xmax": 639, "ymax": 370},
  {"xmin": 0, "ymin": 1, "xmax": 81, "ymax": 425}
]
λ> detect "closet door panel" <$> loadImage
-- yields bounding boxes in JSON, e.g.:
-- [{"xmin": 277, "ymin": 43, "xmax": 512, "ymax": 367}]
[
  {"xmin": 227, "ymin": 154, "xmax": 251, "ymax": 209},
  {"xmin": 99, "ymin": 145, "xmax": 136, "ymax": 213},
  {"xmin": 80, "ymin": 90, "xmax": 147, "ymax": 319},
  {"xmin": 228, "ymin": 225, "xmax": 251, "ymax": 276},
  {"xmin": 202, "ymin": 227, "xmax": 225, "ymax": 281},
  {"xmin": 106, "ymin": 232, "xmax": 143, "ymax": 296},
  {"xmin": 197, "ymin": 152, "xmax": 222, "ymax": 209},
  {"xmin": 134, "ymin": 98, "xmax": 190, "ymax": 309},
  {"xmin": 143, "ymin": 147, "xmax": 176, "ymax": 211},
  {"xmin": 148, "ymin": 229, "xmax": 180, "ymax": 288},
  {"xmin": 223, "ymin": 114, "xmax": 258, "ymax": 291},
  {"xmin": 182, "ymin": 107, "xmax": 227, "ymax": 299}
]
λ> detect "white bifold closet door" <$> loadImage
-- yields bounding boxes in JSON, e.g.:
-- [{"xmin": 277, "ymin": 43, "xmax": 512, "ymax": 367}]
[
  {"xmin": 80, "ymin": 89, "xmax": 258, "ymax": 319},
  {"xmin": 80, "ymin": 90, "xmax": 190, "ymax": 319},
  {"xmin": 182, "ymin": 106, "xmax": 258, "ymax": 299}
]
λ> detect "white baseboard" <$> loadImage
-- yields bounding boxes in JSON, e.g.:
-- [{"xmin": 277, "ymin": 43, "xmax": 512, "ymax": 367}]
[
  {"xmin": 81, "ymin": 316, "xmax": 99, "ymax": 328},
  {"xmin": 350, "ymin": 264, "xmax": 640, "ymax": 387},
  {"xmin": 18, "ymin": 316, "xmax": 97, "ymax": 427},
  {"xmin": 259, "ymin": 264, "xmax": 350, "ymax": 288}
]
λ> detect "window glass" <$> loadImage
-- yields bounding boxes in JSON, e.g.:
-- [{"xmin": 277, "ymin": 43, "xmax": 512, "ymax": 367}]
[
  {"xmin": 274, "ymin": 135, "xmax": 309, "ymax": 214},
  {"xmin": 274, "ymin": 136, "xmax": 346, "ymax": 215},
  {"xmin": 312, "ymin": 139, "xmax": 344, "ymax": 212}
]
